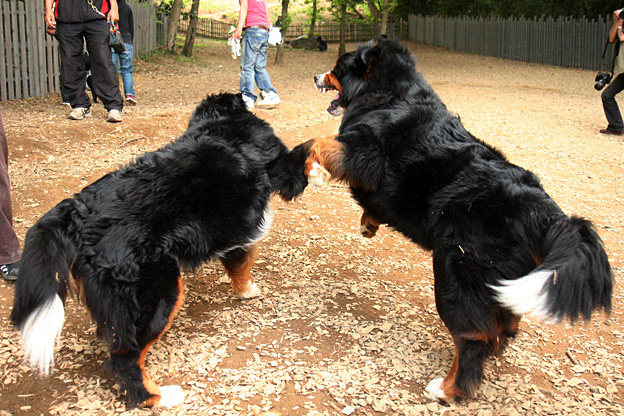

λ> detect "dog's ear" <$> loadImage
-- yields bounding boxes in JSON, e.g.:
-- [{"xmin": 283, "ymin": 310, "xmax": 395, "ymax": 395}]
[{"xmin": 360, "ymin": 45, "xmax": 380, "ymax": 81}]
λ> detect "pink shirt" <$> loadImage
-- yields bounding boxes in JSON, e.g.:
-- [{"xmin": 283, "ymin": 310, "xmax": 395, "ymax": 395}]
[{"xmin": 245, "ymin": 0, "xmax": 269, "ymax": 28}]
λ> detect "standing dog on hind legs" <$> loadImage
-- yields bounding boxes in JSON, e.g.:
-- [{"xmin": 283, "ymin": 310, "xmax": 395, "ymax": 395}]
[
  {"xmin": 305, "ymin": 39, "xmax": 613, "ymax": 401},
  {"xmin": 10, "ymin": 93, "xmax": 322, "ymax": 408}
]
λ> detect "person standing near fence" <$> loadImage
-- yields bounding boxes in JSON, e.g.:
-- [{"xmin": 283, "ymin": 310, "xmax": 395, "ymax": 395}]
[
  {"xmin": 232, "ymin": 0, "xmax": 281, "ymax": 109},
  {"xmin": 112, "ymin": 0, "xmax": 137, "ymax": 105},
  {"xmin": 600, "ymin": 3, "xmax": 624, "ymax": 136},
  {"xmin": 45, "ymin": 0, "xmax": 124, "ymax": 122},
  {"xmin": 0, "ymin": 110, "xmax": 20, "ymax": 282}
]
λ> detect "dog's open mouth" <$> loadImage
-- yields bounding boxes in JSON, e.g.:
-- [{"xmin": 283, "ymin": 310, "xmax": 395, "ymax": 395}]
[
  {"xmin": 317, "ymin": 89, "xmax": 343, "ymax": 117},
  {"xmin": 315, "ymin": 73, "xmax": 344, "ymax": 117},
  {"xmin": 327, "ymin": 93, "xmax": 343, "ymax": 116}
]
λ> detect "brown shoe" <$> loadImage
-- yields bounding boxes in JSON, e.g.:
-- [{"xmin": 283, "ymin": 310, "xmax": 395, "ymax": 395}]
[{"xmin": 599, "ymin": 128, "xmax": 624, "ymax": 135}]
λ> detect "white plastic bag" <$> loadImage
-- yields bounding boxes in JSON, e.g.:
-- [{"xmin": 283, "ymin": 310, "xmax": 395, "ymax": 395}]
[
  {"xmin": 227, "ymin": 37, "xmax": 241, "ymax": 59},
  {"xmin": 268, "ymin": 26, "xmax": 282, "ymax": 46}
]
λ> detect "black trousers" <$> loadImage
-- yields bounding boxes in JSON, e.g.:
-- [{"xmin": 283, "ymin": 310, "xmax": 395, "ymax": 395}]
[
  {"xmin": 601, "ymin": 72, "xmax": 624, "ymax": 131},
  {"xmin": 56, "ymin": 19, "xmax": 123, "ymax": 111}
]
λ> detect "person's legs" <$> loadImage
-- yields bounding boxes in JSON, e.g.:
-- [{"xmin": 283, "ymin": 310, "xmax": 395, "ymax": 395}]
[
  {"xmin": 251, "ymin": 30, "xmax": 276, "ymax": 95},
  {"xmin": 118, "ymin": 43, "xmax": 136, "ymax": 98},
  {"xmin": 601, "ymin": 73, "xmax": 624, "ymax": 132},
  {"xmin": 0, "ymin": 110, "xmax": 21, "ymax": 277},
  {"xmin": 84, "ymin": 19, "xmax": 123, "ymax": 112},
  {"xmin": 240, "ymin": 29, "xmax": 261, "ymax": 103},
  {"xmin": 56, "ymin": 22, "xmax": 90, "ymax": 110}
]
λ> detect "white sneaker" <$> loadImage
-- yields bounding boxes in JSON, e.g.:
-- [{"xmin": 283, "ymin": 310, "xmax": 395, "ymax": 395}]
[
  {"xmin": 242, "ymin": 95, "xmax": 255, "ymax": 109},
  {"xmin": 68, "ymin": 107, "xmax": 92, "ymax": 120},
  {"xmin": 256, "ymin": 91, "xmax": 281, "ymax": 109},
  {"xmin": 107, "ymin": 109, "xmax": 123, "ymax": 123}
]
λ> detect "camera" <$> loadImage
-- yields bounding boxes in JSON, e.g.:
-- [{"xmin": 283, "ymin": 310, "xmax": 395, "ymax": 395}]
[{"xmin": 595, "ymin": 71, "xmax": 613, "ymax": 91}]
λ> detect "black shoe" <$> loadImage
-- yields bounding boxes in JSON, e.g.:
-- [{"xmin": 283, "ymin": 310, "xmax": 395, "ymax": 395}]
[
  {"xmin": 1, "ymin": 261, "xmax": 19, "ymax": 282},
  {"xmin": 599, "ymin": 127, "xmax": 624, "ymax": 135}
]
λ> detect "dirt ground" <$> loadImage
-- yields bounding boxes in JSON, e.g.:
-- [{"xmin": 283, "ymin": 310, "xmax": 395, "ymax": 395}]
[{"xmin": 0, "ymin": 39, "xmax": 623, "ymax": 416}]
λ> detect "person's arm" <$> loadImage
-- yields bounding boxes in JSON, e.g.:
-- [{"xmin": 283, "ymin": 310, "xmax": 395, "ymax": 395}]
[
  {"xmin": 108, "ymin": 0, "xmax": 119, "ymax": 24},
  {"xmin": 45, "ymin": 0, "xmax": 56, "ymax": 28},
  {"xmin": 609, "ymin": 10, "xmax": 623, "ymax": 43},
  {"xmin": 232, "ymin": 0, "xmax": 248, "ymax": 39}
]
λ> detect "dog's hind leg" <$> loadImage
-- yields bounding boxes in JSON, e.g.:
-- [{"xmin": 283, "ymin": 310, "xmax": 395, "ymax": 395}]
[
  {"xmin": 426, "ymin": 248, "xmax": 502, "ymax": 401},
  {"xmin": 105, "ymin": 262, "xmax": 185, "ymax": 408},
  {"xmin": 425, "ymin": 334, "xmax": 492, "ymax": 401},
  {"xmin": 426, "ymin": 311, "xmax": 520, "ymax": 401},
  {"xmin": 221, "ymin": 245, "xmax": 261, "ymax": 299}
]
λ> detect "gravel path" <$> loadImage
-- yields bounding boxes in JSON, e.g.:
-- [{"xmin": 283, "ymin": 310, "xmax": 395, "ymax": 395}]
[{"xmin": 0, "ymin": 39, "xmax": 622, "ymax": 415}]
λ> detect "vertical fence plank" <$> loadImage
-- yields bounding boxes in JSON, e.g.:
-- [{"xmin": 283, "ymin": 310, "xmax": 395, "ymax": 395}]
[
  {"xmin": 18, "ymin": 1, "xmax": 29, "ymax": 98},
  {"xmin": 33, "ymin": 0, "xmax": 44, "ymax": 97},
  {"xmin": 0, "ymin": 1, "xmax": 7, "ymax": 102}
]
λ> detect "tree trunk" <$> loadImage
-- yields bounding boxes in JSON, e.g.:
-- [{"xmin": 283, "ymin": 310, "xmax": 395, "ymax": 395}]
[
  {"xmin": 339, "ymin": 2, "xmax": 346, "ymax": 57},
  {"xmin": 380, "ymin": 0, "xmax": 390, "ymax": 36},
  {"xmin": 275, "ymin": 0, "xmax": 289, "ymax": 64},
  {"xmin": 306, "ymin": 0, "xmax": 318, "ymax": 48},
  {"xmin": 182, "ymin": 0, "xmax": 201, "ymax": 57},
  {"xmin": 166, "ymin": 0, "xmax": 183, "ymax": 53}
]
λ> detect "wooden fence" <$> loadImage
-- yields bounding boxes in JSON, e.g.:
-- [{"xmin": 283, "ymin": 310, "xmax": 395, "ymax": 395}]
[
  {"xmin": 0, "ymin": 0, "xmax": 168, "ymax": 102},
  {"xmin": 178, "ymin": 16, "xmax": 408, "ymax": 43},
  {"xmin": 408, "ymin": 14, "xmax": 613, "ymax": 71}
]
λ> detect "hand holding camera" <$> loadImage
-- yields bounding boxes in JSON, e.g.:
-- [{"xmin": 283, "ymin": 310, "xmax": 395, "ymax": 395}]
[{"xmin": 595, "ymin": 72, "xmax": 613, "ymax": 91}]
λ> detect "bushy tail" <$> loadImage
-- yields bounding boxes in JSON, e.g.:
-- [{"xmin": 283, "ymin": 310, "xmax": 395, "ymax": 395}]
[
  {"xmin": 10, "ymin": 198, "xmax": 84, "ymax": 375},
  {"xmin": 489, "ymin": 216, "xmax": 612, "ymax": 322}
]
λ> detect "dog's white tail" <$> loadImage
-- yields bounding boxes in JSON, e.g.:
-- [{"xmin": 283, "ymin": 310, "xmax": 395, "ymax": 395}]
[
  {"xmin": 489, "ymin": 216, "xmax": 612, "ymax": 323},
  {"xmin": 489, "ymin": 270, "xmax": 552, "ymax": 320},
  {"xmin": 20, "ymin": 295, "xmax": 65, "ymax": 376}
]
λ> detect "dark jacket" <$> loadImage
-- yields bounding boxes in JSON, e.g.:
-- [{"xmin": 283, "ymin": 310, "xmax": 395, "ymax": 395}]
[
  {"xmin": 117, "ymin": 0, "xmax": 134, "ymax": 44},
  {"xmin": 55, "ymin": 0, "xmax": 112, "ymax": 23}
]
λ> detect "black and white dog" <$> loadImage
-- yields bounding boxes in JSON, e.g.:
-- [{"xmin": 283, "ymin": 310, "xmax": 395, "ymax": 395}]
[{"xmin": 11, "ymin": 93, "xmax": 323, "ymax": 408}]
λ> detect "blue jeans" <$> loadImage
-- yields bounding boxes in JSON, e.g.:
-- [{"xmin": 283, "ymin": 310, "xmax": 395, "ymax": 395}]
[
  {"xmin": 240, "ymin": 28, "xmax": 276, "ymax": 102},
  {"xmin": 111, "ymin": 43, "xmax": 135, "ymax": 97}
]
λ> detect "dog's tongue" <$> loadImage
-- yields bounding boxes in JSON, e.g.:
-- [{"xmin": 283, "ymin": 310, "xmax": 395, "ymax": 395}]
[{"xmin": 327, "ymin": 93, "xmax": 343, "ymax": 116}]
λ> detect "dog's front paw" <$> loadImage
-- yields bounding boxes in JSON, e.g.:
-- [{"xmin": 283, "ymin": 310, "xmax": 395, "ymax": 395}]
[
  {"xmin": 360, "ymin": 223, "xmax": 379, "ymax": 238},
  {"xmin": 307, "ymin": 162, "xmax": 330, "ymax": 188},
  {"xmin": 236, "ymin": 282, "xmax": 261, "ymax": 299}
]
